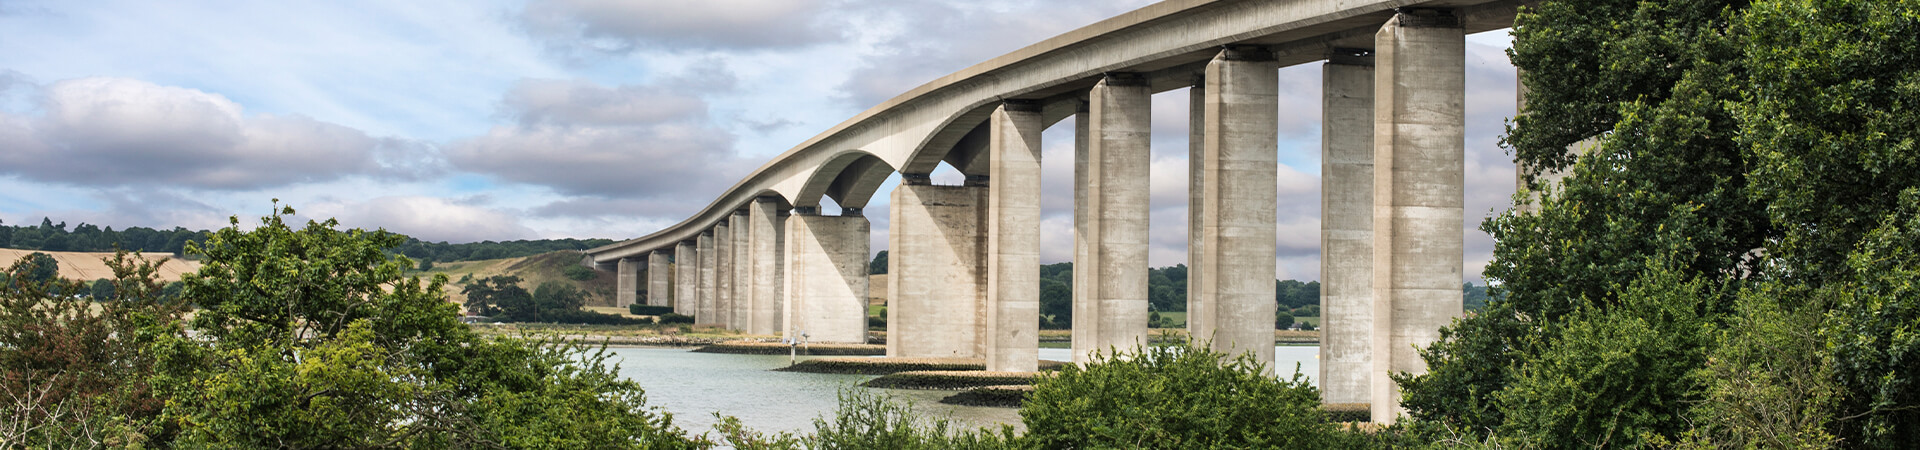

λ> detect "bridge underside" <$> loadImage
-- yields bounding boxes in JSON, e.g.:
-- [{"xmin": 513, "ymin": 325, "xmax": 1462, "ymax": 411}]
[{"xmin": 590, "ymin": 0, "xmax": 1525, "ymax": 425}]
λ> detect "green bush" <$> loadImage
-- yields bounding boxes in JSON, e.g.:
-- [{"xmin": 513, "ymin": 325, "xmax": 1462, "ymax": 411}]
[
  {"xmin": 562, "ymin": 264, "xmax": 598, "ymax": 281},
  {"xmin": 1020, "ymin": 342, "xmax": 1352, "ymax": 448},
  {"xmin": 539, "ymin": 308, "xmax": 650, "ymax": 325},
  {"xmin": 657, "ymin": 313, "xmax": 695, "ymax": 324},
  {"xmin": 629, "ymin": 304, "xmax": 674, "ymax": 316}
]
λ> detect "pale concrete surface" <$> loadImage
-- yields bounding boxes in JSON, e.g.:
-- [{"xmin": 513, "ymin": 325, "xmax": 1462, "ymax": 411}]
[
  {"xmin": 1321, "ymin": 54, "xmax": 1376, "ymax": 406},
  {"xmin": 1371, "ymin": 10, "xmax": 1465, "ymax": 424},
  {"xmin": 783, "ymin": 213, "xmax": 871, "ymax": 344},
  {"xmin": 887, "ymin": 182, "xmax": 988, "ymax": 359},
  {"xmin": 1195, "ymin": 47, "xmax": 1280, "ymax": 366},
  {"xmin": 675, "ymin": 241, "xmax": 696, "ymax": 315},
  {"xmin": 648, "ymin": 251, "xmax": 671, "ymax": 307},
  {"xmin": 986, "ymin": 102, "xmax": 1042, "ymax": 372},
  {"xmin": 1185, "ymin": 82, "xmax": 1210, "ymax": 342},
  {"xmin": 748, "ymin": 198, "xmax": 786, "ymax": 335},
  {"xmin": 698, "ymin": 232, "xmax": 719, "ymax": 324},
  {"xmin": 730, "ymin": 212, "xmax": 751, "ymax": 331},
  {"xmin": 1072, "ymin": 102, "xmax": 1093, "ymax": 364},
  {"xmin": 712, "ymin": 223, "xmax": 731, "ymax": 327},
  {"xmin": 1078, "ymin": 74, "xmax": 1152, "ymax": 362},
  {"xmin": 617, "ymin": 257, "xmax": 639, "ymax": 308}
]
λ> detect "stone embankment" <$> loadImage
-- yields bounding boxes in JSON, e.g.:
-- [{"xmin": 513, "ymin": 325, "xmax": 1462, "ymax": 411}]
[{"xmin": 693, "ymin": 341, "xmax": 886, "ymax": 355}]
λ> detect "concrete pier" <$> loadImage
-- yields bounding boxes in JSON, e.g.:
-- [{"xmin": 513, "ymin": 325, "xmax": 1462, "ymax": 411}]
[
  {"xmin": 748, "ymin": 197, "xmax": 786, "ymax": 335},
  {"xmin": 887, "ymin": 179, "xmax": 988, "ymax": 359},
  {"xmin": 1071, "ymin": 101, "xmax": 1092, "ymax": 363},
  {"xmin": 1185, "ymin": 81, "xmax": 1209, "ymax": 342},
  {"xmin": 730, "ymin": 211, "xmax": 751, "ymax": 331},
  {"xmin": 1371, "ymin": 9, "xmax": 1465, "ymax": 424},
  {"xmin": 675, "ymin": 241, "xmax": 696, "ymax": 315},
  {"xmin": 1321, "ymin": 50, "xmax": 1375, "ymax": 406},
  {"xmin": 1075, "ymin": 74, "xmax": 1151, "ymax": 362},
  {"xmin": 1194, "ymin": 46, "xmax": 1280, "ymax": 366},
  {"xmin": 783, "ymin": 212, "xmax": 871, "ymax": 344},
  {"xmin": 986, "ymin": 101, "xmax": 1042, "ymax": 372},
  {"xmin": 698, "ymin": 232, "xmax": 718, "ymax": 325},
  {"xmin": 648, "ymin": 251, "xmax": 671, "ymax": 307},
  {"xmin": 617, "ymin": 257, "xmax": 639, "ymax": 307},
  {"xmin": 714, "ymin": 222, "xmax": 733, "ymax": 328}
]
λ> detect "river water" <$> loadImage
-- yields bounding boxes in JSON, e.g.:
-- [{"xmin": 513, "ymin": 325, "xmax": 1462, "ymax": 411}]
[{"xmin": 609, "ymin": 345, "xmax": 1321, "ymax": 437}]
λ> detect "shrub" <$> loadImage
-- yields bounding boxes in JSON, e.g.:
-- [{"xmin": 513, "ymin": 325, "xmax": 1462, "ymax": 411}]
[
  {"xmin": 1020, "ymin": 341, "xmax": 1351, "ymax": 448},
  {"xmin": 562, "ymin": 264, "xmax": 598, "ymax": 281},
  {"xmin": 629, "ymin": 304, "xmax": 674, "ymax": 316},
  {"xmin": 657, "ymin": 313, "xmax": 695, "ymax": 324}
]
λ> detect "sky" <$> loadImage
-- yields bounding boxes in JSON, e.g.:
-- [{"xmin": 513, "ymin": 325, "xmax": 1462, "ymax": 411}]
[{"xmin": 0, "ymin": 0, "xmax": 1520, "ymax": 282}]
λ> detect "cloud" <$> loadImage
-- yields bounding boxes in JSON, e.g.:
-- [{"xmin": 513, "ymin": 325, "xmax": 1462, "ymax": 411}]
[
  {"xmin": 303, "ymin": 196, "xmax": 539, "ymax": 243},
  {"xmin": 447, "ymin": 77, "xmax": 753, "ymax": 204},
  {"xmin": 518, "ymin": 0, "xmax": 840, "ymax": 55},
  {"xmin": 0, "ymin": 77, "xmax": 432, "ymax": 190},
  {"xmin": 830, "ymin": 0, "xmax": 1157, "ymax": 109}
]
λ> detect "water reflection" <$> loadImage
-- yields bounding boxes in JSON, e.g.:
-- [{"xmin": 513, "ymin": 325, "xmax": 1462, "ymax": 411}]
[{"xmin": 608, "ymin": 344, "xmax": 1321, "ymax": 436}]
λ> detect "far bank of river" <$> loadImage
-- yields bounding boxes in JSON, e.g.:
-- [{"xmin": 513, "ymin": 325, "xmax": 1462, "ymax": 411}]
[{"xmin": 607, "ymin": 345, "xmax": 1321, "ymax": 437}]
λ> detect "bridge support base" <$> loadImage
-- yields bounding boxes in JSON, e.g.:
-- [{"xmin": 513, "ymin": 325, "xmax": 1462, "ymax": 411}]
[
  {"xmin": 886, "ymin": 182, "xmax": 988, "ymax": 359},
  {"xmin": 648, "ymin": 251, "xmax": 671, "ymax": 307},
  {"xmin": 1073, "ymin": 74, "xmax": 1151, "ymax": 363},
  {"xmin": 1322, "ymin": 51, "xmax": 1376, "ymax": 406},
  {"xmin": 987, "ymin": 101, "xmax": 1042, "ymax": 372},
  {"xmin": 784, "ymin": 213, "xmax": 870, "ymax": 344},
  {"xmin": 1192, "ymin": 46, "xmax": 1280, "ymax": 367},
  {"xmin": 617, "ymin": 257, "xmax": 639, "ymax": 308},
  {"xmin": 749, "ymin": 198, "xmax": 787, "ymax": 335},
  {"xmin": 1371, "ymin": 9, "xmax": 1465, "ymax": 424},
  {"xmin": 674, "ymin": 241, "xmax": 696, "ymax": 316}
]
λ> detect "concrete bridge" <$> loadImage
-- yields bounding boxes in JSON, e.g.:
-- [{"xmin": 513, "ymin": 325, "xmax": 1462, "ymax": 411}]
[{"xmin": 584, "ymin": 0, "xmax": 1527, "ymax": 423}]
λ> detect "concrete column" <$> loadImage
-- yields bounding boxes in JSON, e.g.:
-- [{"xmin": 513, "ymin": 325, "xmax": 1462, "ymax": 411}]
[
  {"xmin": 1186, "ymin": 79, "xmax": 1210, "ymax": 342},
  {"xmin": 648, "ymin": 251, "xmax": 671, "ymax": 307},
  {"xmin": 886, "ymin": 178, "xmax": 988, "ymax": 359},
  {"xmin": 987, "ymin": 101, "xmax": 1042, "ymax": 372},
  {"xmin": 1321, "ymin": 50, "xmax": 1375, "ymax": 406},
  {"xmin": 783, "ymin": 211, "xmax": 871, "ymax": 344},
  {"xmin": 1075, "ymin": 74, "xmax": 1151, "ymax": 362},
  {"xmin": 730, "ymin": 211, "xmax": 752, "ymax": 331},
  {"xmin": 616, "ymin": 257, "xmax": 639, "ymax": 307},
  {"xmin": 1071, "ymin": 100, "xmax": 1093, "ymax": 363},
  {"xmin": 698, "ymin": 232, "xmax": 718, "ymax": 325},
  {"xmin": 748, "ymin": 197, "xmax": 787, "ymax": 335},
  {"xmin": 1372, "ymin": 9, "xmax": 1465, "ymax": 424},
  {"xmin": 1195, "ymin": 46, "xmax": 1279, "ymax": 366},
  {"xmin": 714, "ymin": 222, "xmax": 733, "ymax": 328},
  {"xmin": 675, "ymin": 241, "xmax": 696, "ymax": 316}
]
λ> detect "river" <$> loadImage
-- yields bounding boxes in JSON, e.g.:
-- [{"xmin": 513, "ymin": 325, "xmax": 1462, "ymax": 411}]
[{"xmin": 609, "ymin": 345, "xmax": 1321, "ymax": 437}]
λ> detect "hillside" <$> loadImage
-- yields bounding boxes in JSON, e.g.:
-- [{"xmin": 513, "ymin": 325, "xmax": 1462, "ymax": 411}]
[
  {"xmin": 424, "ymin": 251, "xmax": 620, "ymax": 307},
  {"xmin": 0, "ymin": 248, "xmax": 201, "ymax": 282}
]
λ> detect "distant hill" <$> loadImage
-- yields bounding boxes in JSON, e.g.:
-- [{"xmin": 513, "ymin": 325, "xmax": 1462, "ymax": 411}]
[{"xmin": 424, "ymin": 251, "xmax": 621, "ymax": 307}]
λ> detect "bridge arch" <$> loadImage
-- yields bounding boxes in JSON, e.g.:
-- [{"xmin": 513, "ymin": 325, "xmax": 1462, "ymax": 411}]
[{"xmin": 792, "ymin": 150, "xmax": 896, "ymax": 211}]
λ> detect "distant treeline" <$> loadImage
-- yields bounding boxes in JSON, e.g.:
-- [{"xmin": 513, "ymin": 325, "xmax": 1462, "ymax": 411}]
[
  {"xmin": 0, "ymin": 218, "xmax": 210, "ymax": 255},
  {"xmin": 391, "ymin": 237, "xmax": 616, "ymax": 263},
  {"xmin": 0, "ymin": 217, "xmax": 613, "ymax": 263}
]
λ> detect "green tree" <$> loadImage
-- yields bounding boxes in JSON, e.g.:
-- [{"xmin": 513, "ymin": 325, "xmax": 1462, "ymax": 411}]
[
  {"xmin": 464, "ymin": 275, "xmax": 535, "ymax": 321},
  {"xmin": 21, "ymin": 252, "xmax": 58, "ymax": 285},
  {"xmin": 534, "ymin": 280, "xmax": 588, "ymax": 313},
  {"xmin": 89, "ymin": 278, "xmax": 114, "ymax": 300},
  {"xmin": 869, "ymin": 250, "xmax": 888, "ymax": 275},
  {"xmin": 151, "ymin": 203, "xmax": 702, "ymax": 448}
]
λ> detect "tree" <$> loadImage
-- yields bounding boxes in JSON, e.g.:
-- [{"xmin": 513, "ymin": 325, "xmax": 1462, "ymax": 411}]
[
  {"xmin": 1275, "ymin": 311, "xmax": 1295, "ymax": 330},
  {"xmin": 534, "ymin": 280, "xmax": 588, "ymax": 313},
  {"xmin": 20, "ymin": 252, "xmax": 58, "ymax": 285},
  {"xmin": 151, "ymin": 203, "xmax": 703, "ymax": 448},
  {"xmin": 89, "ymin": 278, "xmax": 114, "ymax": 300},
  {"xmin": 869, "ymin": 250, "xmax": 888, "ymax": 275},
  {"xmin": 463, "ymin": 275, "xmax": 535, "ymax": 321}
]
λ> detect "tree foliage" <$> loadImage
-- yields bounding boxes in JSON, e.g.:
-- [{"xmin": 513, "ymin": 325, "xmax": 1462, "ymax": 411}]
[
  {"xmin": 1, "ymin": 204, "xmax": 703, "ymax": 448},
  {"xmin": 1403, "ymin": 0, "xmax": 1920, "ymax": 447}
]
